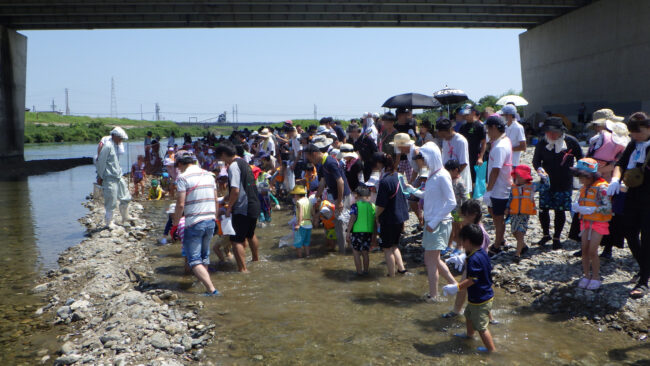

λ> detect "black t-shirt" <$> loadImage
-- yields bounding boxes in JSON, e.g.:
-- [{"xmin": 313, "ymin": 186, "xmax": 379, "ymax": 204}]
[
  {"xmin": 395, "ymin": 120, "xmax": 417, "ymax": 135},
  {"xmin": 531, "ymin": 134, "xmax": 583, "ymax": 192},
  {"xmin": 353, "ymin": 135, "xmax": 378, "ymax": 163},
  {"xmin": 375, "ymin": 172, "xmax": 409, "ymax": 225},
  {"xmin": 317, "ymin": 155, "xmax": 351, "ymax": 200},
  {"xmin": 333, "ymin": 125, "xmax": 346, "ymax": 142},
  {"xmin": 459, "ymin": 122, "xmax": 486, "ymax": 163},
  {"xmin": 345, "ymin": 159, "xmax": 364, "ymax": 191},
  {"xmin": 616, "ymin": 141, "xmax": 650, "ymax": 209}
]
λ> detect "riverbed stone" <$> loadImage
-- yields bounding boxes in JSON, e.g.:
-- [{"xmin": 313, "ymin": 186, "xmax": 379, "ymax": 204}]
[
  {"xmin": 32, "ymin": 283, "xmax": 49, "ymax": 293},
  {"xmin": 54, "ymin": 354, "xmax": 81, "ymax": 365},
  {"xmin": 149, "ymin": 332, "xmax": 171, "ymax": 350},
  {"xmin": 56, "ymin": 306, "xmax": 71, "ymax": 319}
]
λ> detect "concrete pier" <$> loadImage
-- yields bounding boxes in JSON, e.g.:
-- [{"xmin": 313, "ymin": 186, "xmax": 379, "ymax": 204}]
[
  {"xmin": 0, "ymin": 26, "xmax": 26, "ymax": 163},
  {"xmin": 520, "ymin": 0, "xmax": 650, "ymax": 121}
]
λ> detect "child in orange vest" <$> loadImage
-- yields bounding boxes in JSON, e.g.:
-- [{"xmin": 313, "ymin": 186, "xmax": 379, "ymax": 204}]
[
  {"xmin": 571, "ymin": 158, "xmax": 612, "ymax": 290},
  {"xmin": 505, "ymin": 165, "xmax": 537, "ymax": 262}
]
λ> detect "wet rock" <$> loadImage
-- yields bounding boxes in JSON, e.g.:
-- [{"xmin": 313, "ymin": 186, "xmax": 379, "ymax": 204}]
[
  {"xmin": 32, "ymin": 283, "xmax": 49, "ymax": 293},
  {"xmin": 56, "ymin": 306, "xmax": 71, "ymax": 319},
  {"xmin": 54, "ymin": 354, "xmax": 81, "ymax": 365},
  {"xmin": 173, "ymin": 344, "xmax": 185, "ymax": 354},
  {"xmin": 60, "ymin": 341, "xmax": 75, "ymax": 355}
]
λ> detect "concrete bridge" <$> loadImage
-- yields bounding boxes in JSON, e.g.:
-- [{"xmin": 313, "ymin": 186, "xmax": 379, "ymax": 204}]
[{"xmin": 2, "ymin": 0, "xmax": 649, "ymax": 162}]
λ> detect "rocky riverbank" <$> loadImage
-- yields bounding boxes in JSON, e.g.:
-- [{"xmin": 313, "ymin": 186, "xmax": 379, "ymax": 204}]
[
  {"xmin": 32, "ymin": 198, "xmax": 216, "ymax": 365},
  {"xmin": 399, "ymin": 147, "xmax": 649, "ymax": 342}
]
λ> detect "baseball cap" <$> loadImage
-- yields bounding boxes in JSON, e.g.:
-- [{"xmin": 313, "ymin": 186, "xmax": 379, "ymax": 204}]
[
  {"xmin": 500, "ymin": 104, "xmax": 517, "ymax": 116},
  {"xmin": 485, "ymin": 115, "xmax": 506, "ymax": 128}
]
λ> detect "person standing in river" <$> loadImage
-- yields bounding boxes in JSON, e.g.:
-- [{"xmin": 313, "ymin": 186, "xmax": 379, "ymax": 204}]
[
  {"xmin": 96, "ymin": 127, "xmax": 131, "ymax": 229},
  {"xmin": 172, "ymin": 150, "xmax": 220, "ymax": 295},
  {"xmin": 532, "ymin": 117, "xmax": 583, "ymax": 250},
  {"xmin": 215, "ymin": 141, "xmax": 262, "ymax": 273}
]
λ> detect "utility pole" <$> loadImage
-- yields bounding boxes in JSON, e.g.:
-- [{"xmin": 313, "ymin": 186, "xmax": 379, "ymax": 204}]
[
  {"xmin": 110, "ymin": 77, "xmax": 117, "ymax": 118},
  {"xmin": 235, "ymin": 104, "xmax": 238, "ymax": 123},
  {"xmin": 65, "ymin": 88, "xmax": 70, "ymax": 115},
  {"xmin": 51, "ymin": 99, "xmax": 56, "ymax": 112},
  {"xmin": 140, "ymin": 104, "xmax": 143, "ymax": 120},
  {"xmin": 155, "ymin": 103, "xmax": 160, "ymax": 121},
  {"xmin": 314, "ymin": 104, "xmax": 317, "ymax": 120},
  {"xmin": 232, "ymin": 105, "xmax": 235, "ymax": 123}
]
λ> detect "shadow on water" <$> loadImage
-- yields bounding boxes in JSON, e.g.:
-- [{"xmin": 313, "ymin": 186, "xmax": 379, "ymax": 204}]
[
  {"xmin": 607, "ymin": 342, "xmax": 650, "ymax": 364},
  {"xmin": 413, "ymin": 340, "xmax": 464, "ymax": 358},
  {"xmin": 351, "ymin": 290, "xmax": 422, "ymax": 307}
]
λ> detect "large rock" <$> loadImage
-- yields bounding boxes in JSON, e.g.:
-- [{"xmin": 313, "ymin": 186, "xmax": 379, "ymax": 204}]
[
  {"xmin": 70, "ymin": 300, "xmax": 90, "ymax": 311},
  {"xmin": 149, "ymin": 332, "xmax": 171, "ymax": 350},
  {"xmin": 54, "ymin": 354, "xmax": 81, "ymax": 365}
]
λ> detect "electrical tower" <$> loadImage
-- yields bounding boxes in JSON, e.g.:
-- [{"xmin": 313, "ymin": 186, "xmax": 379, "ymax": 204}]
[
  {"xmin": 314, "ymin": 104, "xmax": 317, "ymax": 120},
  {"xmin": 51, "ymin": 99, "xmax": 56, "ymax": 112},
  {"xmin": 155, "ymin": 103, "xmax": 160, "ymax": 121},
  {"xmin": 65, "ymin": 88, "xmax": 70, "ymax": 115},
  {"xmin": 110, "ymin": 77, "xmax": 118, "ymax": 118}
]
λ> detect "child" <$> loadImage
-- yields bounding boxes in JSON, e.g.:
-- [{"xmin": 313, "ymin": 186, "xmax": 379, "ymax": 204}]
[
  {"xmin": 571, "ymin": 158, "xmax": 612, "ymax": 290},
  {"xmin": 290, "ymin": 185, "xmax": 313, "ymax": 258},
  {"xmin": 443, "ymin": 159, "xmax": 469, "ymax": 257},
  {"xmin": 443, "ymin": 224, "xmax": 497, "ymax": 353},
  {"xmin": 169, "ymin": 211, "xmax": 189, "ymax": 275},
  {"xmin": 505, "ymin": 165, "xmax": 537, "ymax": 262},
  {"xmin": 147, "ymin": 179, "xmax": 163, "ymax": 200},
  {"xmin": 345, "ymin": 186, "xmax": 377, "ymax": 275},
  {"xmin": 316, "ymin": 200, "xmax": 337, "ymax": 252},
  {"xmin": 131, "ymin": 155, "xmax": 146, "ymax": 198}
]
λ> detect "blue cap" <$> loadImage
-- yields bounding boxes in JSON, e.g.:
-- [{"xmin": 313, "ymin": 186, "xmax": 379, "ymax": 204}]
[
  {"xmin": 500, "ymin": 104, "xmax": 517, "ymax": 116},
  {"xmin": 485, "ymin": 115, "xmax": 506, "ymax": 128}
]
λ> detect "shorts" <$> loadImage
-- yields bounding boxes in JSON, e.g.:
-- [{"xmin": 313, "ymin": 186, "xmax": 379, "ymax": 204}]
[
  {"xmin": 510, "ymin": 214, "xmax": 530, "ymax": 234},
  {"xmin": 326, "ymin": 228, "xmax": 337, "ymax": 241},
  {"xmin": 422, "ymin": 219, "xmax": 452, "ymax": 251},
  {"xmin": 580, "ymin": 220, "xmax": 609, "ymax": 236},
  {"xmin": 379, "ymin": 222, "xmax": 403, "ymax": 249},
  {"xmin": 183, "ymin": 220, "xmax": 216, "ymax": 267},
  {"xmin": 464, "ymin": 299, "xmax": 493, "ymax": 332},
  {"xmin": 539, "ymin": 190, "xmax": 572, "ymax": 211},
  {"xmin": 350, "ymin": 232, "xmax": 372, "ymax": 251},
  {"xmin": 293, "ymin": 227, "xmax": 312, "ymax": 248},
  {"xmin": 490, "ymin": 198, "xmax": 509, "ymax": 216},
  {"xmin": 230, "ymin": 214, "xmax": 258, "ymax": 243}
]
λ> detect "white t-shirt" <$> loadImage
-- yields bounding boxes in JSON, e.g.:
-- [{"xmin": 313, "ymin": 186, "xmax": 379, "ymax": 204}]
[
  {"xmin": 505, "ymin": 121, "xmax": 526, "ymax": 166},
  {"xmin": 442, "ymin": 133, "xmax": 472, "ymax": 193},
  {"xmin": 176, "ymin": 164, "xmax": 217, "ymax": 227},
  {"xmin": 487, "ymin": 135, "xmax": 513, "ymax": 199}
]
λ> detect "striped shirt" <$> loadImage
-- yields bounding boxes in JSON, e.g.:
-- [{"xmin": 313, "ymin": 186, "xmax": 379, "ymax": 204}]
[{"xmin": 176, "ymin": 164, "xmax": 217, "ymax": 227}]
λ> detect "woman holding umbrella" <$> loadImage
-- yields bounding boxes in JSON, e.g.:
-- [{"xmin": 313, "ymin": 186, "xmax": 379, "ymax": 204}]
[{"xmin": 532, "ymin": 117, "xmax": 583, "ymax": 250}]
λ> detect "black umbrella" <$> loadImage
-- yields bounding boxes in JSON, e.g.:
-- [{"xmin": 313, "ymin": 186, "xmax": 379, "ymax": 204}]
[
  {"xmin": 433, "ymin": 87, "xmax": 468, "ymax": 105},
  {"xmin": 382, "ymin": 93, "xmax": 441, "ymax": 109}
]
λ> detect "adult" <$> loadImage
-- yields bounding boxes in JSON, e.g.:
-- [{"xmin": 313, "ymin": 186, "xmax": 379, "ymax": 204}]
[
  {"xmin": 437, "ymin": 118, "xmax": 473, "ymax": 196},
  {"xmin": 420, "ymin": 142, "xmax": 458, "ymax": 301},
  {"xmin": 395, "ymin": 108, "xmax": 417, "ymax": 138},
  {"xmin": 361, "ymin": 112, "xmax": 379, "ymax": 143},
  {"xmin": 96, "ymin": 127, "xmax": 131, "ymax": 228},
  {"xmin": 416, "ymin": 119, "xmax": 435, "ymax": 147},
  {"xmin": 173, "ymin": 150, "xmax": 220, "ymax": 295},
  {"xmin": 483, "ymin": 116, "xmax": 513, "ymax": 255},
  {"xmin": 340, "ymin": 144, "xmax": 364, "ymax": 191},
  {"xmin": 378, "ymin": 112, "xmax": 399, "ymax": 156},
  {"xmin": 586, "ymin": 109, "xmax": 629, "ymax": 181},
  {"xmin": 453, "ymin": 107, "xmax": 467, "ymax": 132},
  {"xmin": 608, "ymin": 112, "xmax": 650, "ymax": 298},
  {"xmin": 167, "ymin": 131, "xmax": 176, "ymax": 148},
  {"xmin": 348, "ymin": 123, "xmax": 378, "ymax": 181},
  {"xmin": 146, "ymin": 140, "xmax": 163, "ymax": 175},
  {"xmin": 319, "ymin": 117, "xmax": 336, "ymax": 136},
  {"xmin": 258, "ymin": 128, "xmax": 276, "ymax": 156},
  {"xmin": 502, "ymin": 104, "xmax": 527, "ymax": 167},
  {"xmin": 374, "ymin": 153, "xmax": 409, "ymax": 277},
  {"xmin": 332, "ymin": 120, "xmax": 347, "ymax": 143},
  {"xmin": 144, "ymin": 131, "xmax": 153, "ymax": 157},
  {"xmin": 532, "ymin": 117, "xmax": 583, "ymax": 250},
  {"xmin": 458, "ymin": 107, "xmax": 487, "ymax": 184},
  {"xmin": 391, "ymin": 132, "xmax": 418, "ymax": 183},
  {"xmin": 215, "ymin": 142, "xmax": 261, "ymax": 273},
  {"xmin": 305, "ymin": 138, "xmax": 352, "ymax": 253}
]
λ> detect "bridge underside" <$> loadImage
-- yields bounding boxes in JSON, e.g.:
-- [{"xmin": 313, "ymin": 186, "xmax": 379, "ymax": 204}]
[{"xmin": 1, "ymin": 1, "xmax": 592, "ymax": 30}]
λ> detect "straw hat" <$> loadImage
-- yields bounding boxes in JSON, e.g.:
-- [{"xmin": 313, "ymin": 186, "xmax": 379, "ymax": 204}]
[
  {"xmin": 259, "ymin": 128, "xmax": 272, "ymax": 138},
  {"xmin": 389, "ymin": 133, "xmax": 414, "ymax": 147},
  {"xmin": 289, "ymin": 185, "xmax": 307, "ymax": 195},
  {"xmin": 589, "ymin": 109, "xmax": 624, "ymax": 129},
  {"xmin": 339, "ymin": 144, "xmax": 358, "ymax": 159}
]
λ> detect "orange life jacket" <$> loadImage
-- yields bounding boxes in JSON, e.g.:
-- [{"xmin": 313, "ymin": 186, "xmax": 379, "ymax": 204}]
[
  {"xmin": 578, "ymin": 179, "xmax": 612, "ymax": 222},
  {"xmin": 319, "ymin": 200, "xmax": 336, "ymax": 230},
  {"xmin": 509, "ymin": 183, "xmax": 536, "ymax": 215}
]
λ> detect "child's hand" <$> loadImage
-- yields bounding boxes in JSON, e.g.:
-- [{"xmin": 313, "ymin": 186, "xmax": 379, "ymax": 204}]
[
  {"xmin": 504, "ymin": 208, "xmax": 509, "ymax": 216},
  {"xmin": 442, "ymin": 284, "xmax": 459, "ymax": 296},
  {"xmin": 294, "ymin": 225, "xmax": 300, "ymax": 230}
]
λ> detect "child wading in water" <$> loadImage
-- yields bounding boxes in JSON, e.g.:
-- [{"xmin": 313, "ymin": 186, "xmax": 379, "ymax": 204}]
[
  {"xmin": 346, "ymin": 185, "xmax": 377, "ymax": 275},
  {"xmin": 443, "ymin": 159, "xmax": 469, "ymax": 257},
  {"xmin": 505, "ymin": 165, "xmax": 537, "ymax": 262},
  {"xmin": 572, "ymin": 158, "xmax": 612, "ymax": 290},
  {"xmin": 131, "ymin": 155, "xmax": 146, "ymax": 198},
  {"xmin": 290, "ymin": 185, "xmax": 313, "ymax": 258},
  {"xmin": 443, "ymin": 224, "xmax": 497, "ymax": 353}
]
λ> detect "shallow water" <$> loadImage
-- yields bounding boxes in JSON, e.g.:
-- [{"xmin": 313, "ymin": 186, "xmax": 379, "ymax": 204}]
[{"xmin": 149, "ymin": 210, "xmax": 649, "ymax": 365}]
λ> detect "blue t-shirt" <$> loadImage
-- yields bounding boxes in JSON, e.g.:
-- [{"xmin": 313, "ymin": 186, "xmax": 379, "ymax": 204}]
[
  {"xmin": 317, "ymin": 155, "xmax": 351, "ymax": 200},
  {"xmin": 466, "ymin": 249, "xmax": 494, "ymax": 304},
  {"xmin": 374, "ymin": 172, "xmax": 409, "ymax": 226}
]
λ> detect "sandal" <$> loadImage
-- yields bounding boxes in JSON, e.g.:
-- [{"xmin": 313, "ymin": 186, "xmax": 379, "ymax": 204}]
[
  {"xmin": 488, "ymin": 245, "xmax": 502, "ymax": 257},
  {"xmin": 537, "ymin": 235, "xmax": 551, "ymax": 246},
  {"xmin": 586, "ymin": 279, "xmax": 601, "ymax": 290},
  {"xmin": 520, "ymin": 245, "xmax": 529, "ymax": 256},
  {"xmin": 441, "ymin": 311, "xmax": 459, "ymax": 319},
  {"xmin": 397, "ymin": 269, "xmax": 409, "ymax": 275},
  {"xmin": 630, "ymin": 284, "xmax": 648, "ymax": 299}
]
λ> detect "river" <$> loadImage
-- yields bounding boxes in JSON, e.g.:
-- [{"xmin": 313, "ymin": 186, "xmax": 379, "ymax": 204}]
[{"xmin": 0, "ymin": 142, "xmax": 646, "ymax": 365}]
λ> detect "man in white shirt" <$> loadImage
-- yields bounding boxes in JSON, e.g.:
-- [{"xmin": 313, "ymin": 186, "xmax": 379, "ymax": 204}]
[
  {"xmin": 362, "ymin": 112, "xmax": 379, "ymax": 143},
  {"xmin": 436, "ymin": 118, "xmax": 472, "ymax": 195},
  {"xmin": 501, "ymin": 104, "xmax": 527, "ymax": 166},
  {"xmin": 483, "ymin": 115, "xmax": 513, "ymax": 256}
]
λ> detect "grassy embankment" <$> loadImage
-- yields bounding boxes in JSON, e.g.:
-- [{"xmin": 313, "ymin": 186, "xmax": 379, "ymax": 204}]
[{"xmin": 24, "ymin": 112, "xmax": 216, "ymax": 143}]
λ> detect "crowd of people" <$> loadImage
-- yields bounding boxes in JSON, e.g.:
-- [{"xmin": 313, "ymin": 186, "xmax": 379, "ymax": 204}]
[{"xmin": 95, "ymin": 105, "xmax": 650, "ymax": 353}]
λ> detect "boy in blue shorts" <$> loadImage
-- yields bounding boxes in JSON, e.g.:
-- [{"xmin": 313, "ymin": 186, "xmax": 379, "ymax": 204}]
[
  {"xmin": 443, "ymin": 224, "xmax": 496, "ymax": 353},
  {"xmin": 290, "ymin": 185, "xmax": 313, "ymax": 258},
  {"xmin": 345, "ymin": 185, "xmax": 377, "ymax": 275}
]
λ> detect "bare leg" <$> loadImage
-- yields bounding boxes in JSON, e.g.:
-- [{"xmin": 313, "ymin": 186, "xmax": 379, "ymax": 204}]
[
  {"xmin": 454, "ymin": 289, "xmax": 467, "ymax": 314},
  {"xmin": 424, "ymin": 250, "xmax": 440, "ymax": 297},
  {"xmin": 249, "ymin": 235, "xmax": 260, "ymax": 262},
  {"xmin": 392, "ymin": 247, "xmax": 406, "ymax": 272},
  {"xmin": 478, "ymin": 329, "xmax": 497, "ymax": 353},
  {"xmin": 304, "ymin": 245, "xmax": 310, "ymax": 258},
  {"xmin": 353, "ymin": 250, "xmax": 362, "ymax": 273},
  {"xmin": 362, "ymin": 251, "xmax": 369, "ymax": 273},
  {"xmin": 494, "ymin": 214, "xmax": 505, "ymax": 248},
  {"xmin": 232, "ymin": 242, "xmax": 248, "ymax": 272},
  {"xmin": 384, "ymin": 248, "xmax": 396, "ymax": 277},
  {"xmin": 515, "ymin": 232, "xmax": 525, "ymax": 256},
  {"xmin": 466, "ymin": 318, "xmax": 476, "ymax": 338},
  {"xmin": 589, "ymin": 232, "xmax": 603, "ymax": 279},
  {"xmin": 295, "ymin": 247, "xmax": 303, "ymax": 258},
  {"xmin": 437, "ymin": 256, "xmax": 457, "ymax": 284},
  {"xmin": 191, "ymin": 264, "xmax": 216, "ymax": 293},
  {"xmin": 581, "ymin": 233, "xmax": 590, "ymax": 278}
]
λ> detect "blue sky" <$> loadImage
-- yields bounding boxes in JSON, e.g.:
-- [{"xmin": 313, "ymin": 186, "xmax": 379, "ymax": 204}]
[{"xmin": 23, "ymin": 28, "xmax": 523, "ymax": 123}]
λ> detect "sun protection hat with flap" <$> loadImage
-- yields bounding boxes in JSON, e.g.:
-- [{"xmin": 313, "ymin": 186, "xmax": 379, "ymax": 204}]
[{"xmin": 339, "ymin": 144, "xmax": 358, "ymax": 159}]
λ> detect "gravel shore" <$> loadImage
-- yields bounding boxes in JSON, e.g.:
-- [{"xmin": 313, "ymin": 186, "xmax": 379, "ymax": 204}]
[
  {"xmin": 399, "ymin": 147, "xmax": 649, "ymax": 341},
  {"xmin": 32, "ymin": 199, "xmax": 215, "ymax": 365}
]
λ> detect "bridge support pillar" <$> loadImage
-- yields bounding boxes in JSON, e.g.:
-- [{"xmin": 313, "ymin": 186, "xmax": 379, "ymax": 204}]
[
  {"xmin": 520, "ymin": 0, "xmax": 650, "ymax": 121},
  {"xmin": 0, "ymin": 26, "xmax": 26, "ymax": 164}
]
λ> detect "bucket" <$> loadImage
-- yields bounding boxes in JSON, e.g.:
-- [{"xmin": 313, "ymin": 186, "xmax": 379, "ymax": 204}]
[{"xmin": 532, "ymin": 137, "xmax": 539, "ymax": 146}]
